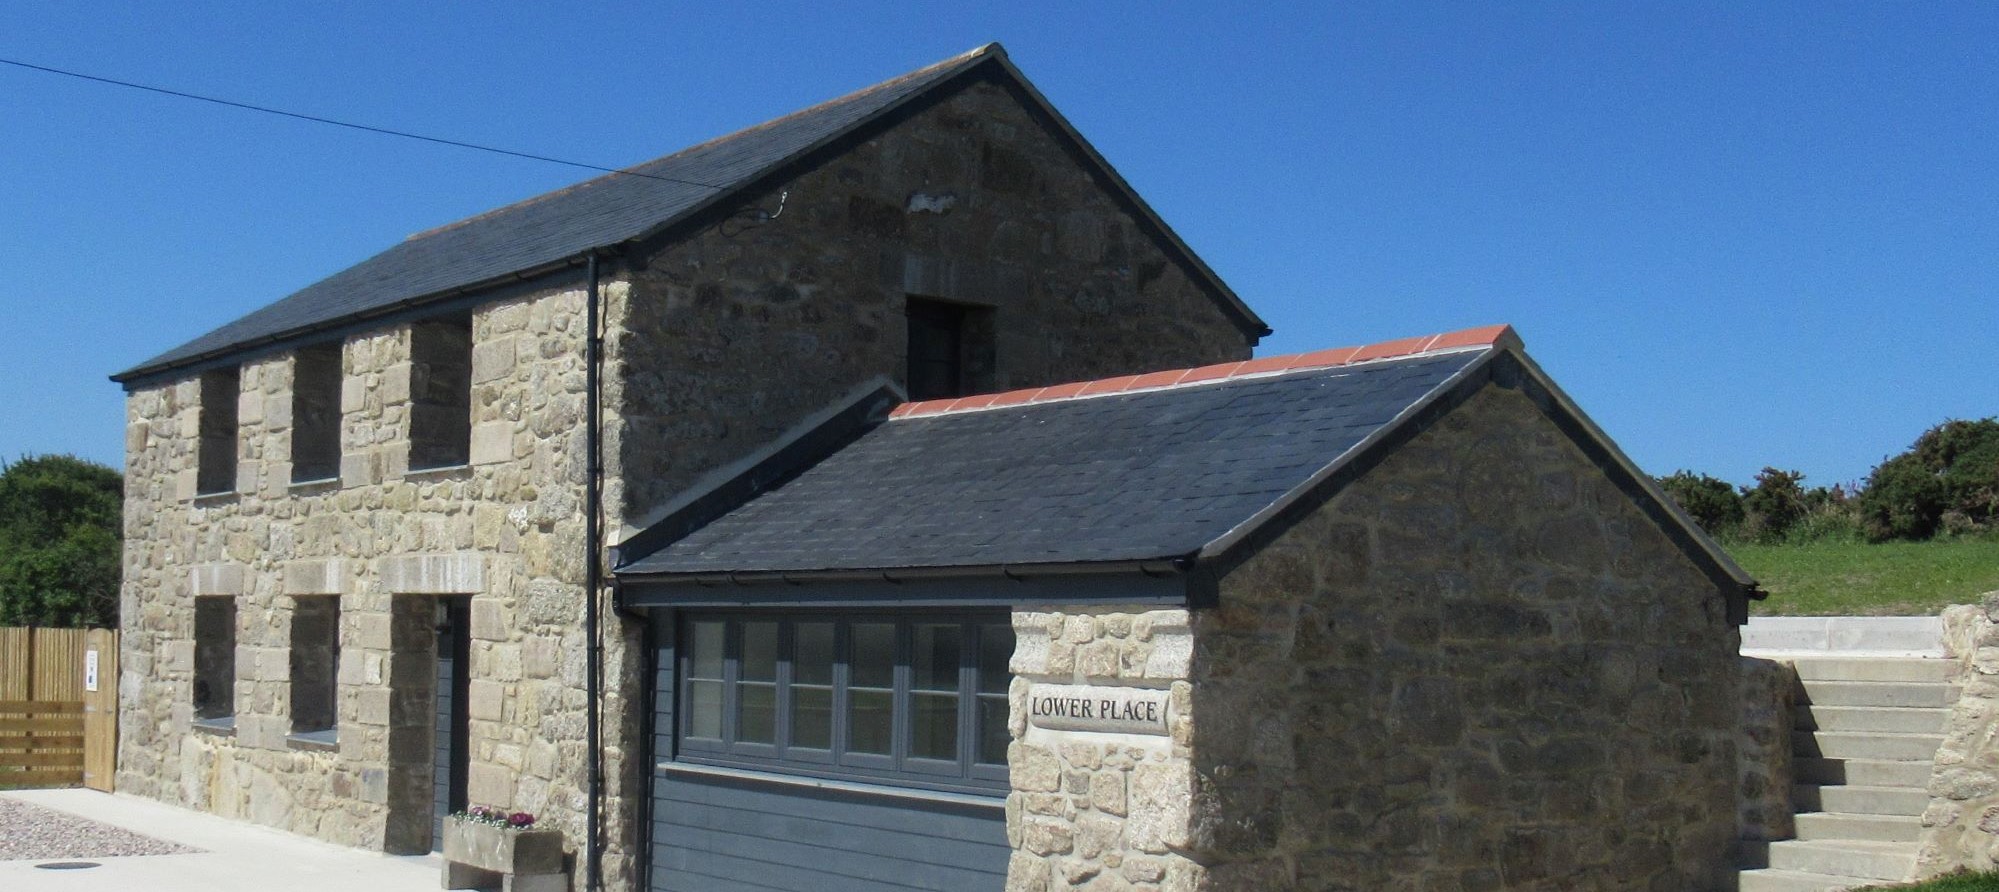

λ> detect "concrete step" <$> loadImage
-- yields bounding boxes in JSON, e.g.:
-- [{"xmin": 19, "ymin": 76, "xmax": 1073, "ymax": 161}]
[
  {"xmin": 1795, "ymin": 811, "xmax": 1924, "ymax": 843},
  {"xmin": 1737, "ymin": 867, "xmax": 1874, "ymax": 892},
  {"xmin": 1793, "ymin": 730, "xmax": 1945, "ymax": 761},
  {"xmin": 1790, "ymin": 657, "xmax": 1957, "ymax": 684},
  {"xmin": 1793, "ymin": 784, "xmax": 1930, "ymax": 817},
  {"xmin": 1767, "ymin": 839, "xmax": 1917, "ymax": 882},
  {"xmin": 1795, "ymin": 757, "xmax": 1935, "ymax": 788},
  {"xmin": 1796, "ymin": 705, "xmax": 1950, "ymax": 734},
  {"xmin": 1797, "ymin": 681, "xmax": 1960, "ymax": 708}
]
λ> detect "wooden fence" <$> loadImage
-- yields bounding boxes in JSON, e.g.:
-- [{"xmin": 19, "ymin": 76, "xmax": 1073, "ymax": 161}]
[{"xmin": 0, "ymin": 627, "xmax": 118, "ymax": 791}]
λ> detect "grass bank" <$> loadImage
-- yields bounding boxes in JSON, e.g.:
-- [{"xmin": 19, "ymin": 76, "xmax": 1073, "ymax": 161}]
[{"xmin": 1735, "ymin": 537, "xmax": 1999, "ymax": 616}]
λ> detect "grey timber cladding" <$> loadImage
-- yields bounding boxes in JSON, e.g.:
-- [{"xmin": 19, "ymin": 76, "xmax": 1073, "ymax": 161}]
[
  {"xmin": 617, "ymin": 350, "xmax": 1486, "ymax": 575},
  {"xmin": 651, "ymin": 773, "xmax": 1007, "ymax": 892}
]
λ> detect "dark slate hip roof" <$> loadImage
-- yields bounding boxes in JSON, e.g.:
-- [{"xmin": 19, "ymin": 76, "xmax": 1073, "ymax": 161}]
[
  {"xmin": 616, "ymin": 349, "xmax": 1488, "ymax": 577},
  {"xmin": 111, "ymin": 42, "xmax": 1267, "ymax": 385}
]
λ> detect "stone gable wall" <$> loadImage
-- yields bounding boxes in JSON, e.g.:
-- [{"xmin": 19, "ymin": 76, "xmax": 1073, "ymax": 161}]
[
  {"xmin": 607, "ymin": 76, "xmax": 1255, "ymax": 529},
  {"xmin": 1175, "ymin": 383, "xmax": 1740, "ymax": 891}
]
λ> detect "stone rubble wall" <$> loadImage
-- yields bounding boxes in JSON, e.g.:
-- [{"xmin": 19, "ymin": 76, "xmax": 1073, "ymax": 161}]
[
  {"xmin": 119, "ymin": 282, "xmax": 603, "ymax": 859},
  {"xmin": 1916, "ymin": 596, "xmax": 1999, "ymax": 876},
  {"xmin": 1739, "ymin": 656, "xmax": 1797, "ymax": 842},
  {"xmin": 1004, "ymin": 608, "xmax": 1200, "ymax": 892},
  {"xmin": 1183, "ymin": 383, "xmax": 1741, "ymax": 891}
]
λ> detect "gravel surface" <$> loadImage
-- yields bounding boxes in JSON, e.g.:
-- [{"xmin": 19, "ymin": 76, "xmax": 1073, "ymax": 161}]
[{"xmin": 0, "ymin": 796, "xmax": 199, "ymax": 860}]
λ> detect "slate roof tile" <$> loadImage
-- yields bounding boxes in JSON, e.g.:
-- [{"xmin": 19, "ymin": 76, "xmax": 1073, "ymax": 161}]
[{"xmin": 618, "ymin": 328, "xmax": 1513, "ymax": 576}]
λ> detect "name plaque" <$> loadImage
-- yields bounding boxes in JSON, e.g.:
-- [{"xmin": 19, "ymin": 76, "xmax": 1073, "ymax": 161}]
[{"xmin": 1027, "ymin": 684, "xmax": 1171, "ymax": 736}]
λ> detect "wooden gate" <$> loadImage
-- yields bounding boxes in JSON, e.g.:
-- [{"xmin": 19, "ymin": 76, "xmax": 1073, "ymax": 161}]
[{"xmin": 0, "ymin": 627, "xmax": 118, "ymax": 791}]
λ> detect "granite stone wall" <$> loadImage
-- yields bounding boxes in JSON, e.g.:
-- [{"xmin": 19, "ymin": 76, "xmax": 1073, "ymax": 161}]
[
  {"xmin": 1740, "ymin": 656, "xmax": 1798, "ymax": 842},
  {"xmin": 119, "ymin": 281, "xmax": 602, "ymax": 859},
  {"xmin": 1917, "ymin": 595, "xmax": 1999, "ymax": 876},
  {"xmin": 1161, "ymin": 383, "xmax": 1740, "ymax": 891},
  {"xmin": 1004, "ymin": 608, "xmax": 1199, "ymax": 892}
]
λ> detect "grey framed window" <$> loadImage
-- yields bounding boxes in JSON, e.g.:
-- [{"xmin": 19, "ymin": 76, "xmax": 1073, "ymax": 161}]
[{"xmin": 676, "ymin": 612, "xmax": 1012, "ymax": 794}]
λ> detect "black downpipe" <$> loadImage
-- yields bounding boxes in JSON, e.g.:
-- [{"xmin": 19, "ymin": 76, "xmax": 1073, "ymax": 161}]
[{"xmin": 584, "ymin": 253, "xmax": 605, "ymax": 891}]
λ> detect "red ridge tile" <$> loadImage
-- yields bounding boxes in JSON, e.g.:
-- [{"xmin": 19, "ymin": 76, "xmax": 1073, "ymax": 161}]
[
  {"xmin": 1177, "ymin": 361, "xmax": 1246, "ymax": 385},
  {"xmin": 888, "ymin": 323, "xmax": 1516, "ymax": 419},
  {"xmin": 1348, "ymin": 335, "xmax": 1433, "ymax": 363},
  {"xmin": 1078, "ymin": 375, "xmax": 1141, "ymax": 396}
]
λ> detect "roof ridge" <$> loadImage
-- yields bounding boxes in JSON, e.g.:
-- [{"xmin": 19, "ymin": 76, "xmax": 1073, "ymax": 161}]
[
  {"xmin": 889, "ymin": 324, "xmax": 1520, "ymax": 420},
  {"xmin": 402, "ymin": 44, "xmax": 1004, "ymax": 243}
]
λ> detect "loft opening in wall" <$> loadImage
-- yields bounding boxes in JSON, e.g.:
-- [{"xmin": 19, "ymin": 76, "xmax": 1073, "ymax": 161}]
[
  {"xmin": 409, "ymin": 314, "xmax": 472, "ymax": 469},
  {"xmin": 291, "ymin": 343, "xmax": 342, "ymax": 483},
  {"xmin": 905, "ymin": 296, "xmax": 996, "ymax": 401},
  {"xmin": 196, "ymin": 366, "xmax": 240, "ymax": 495}
]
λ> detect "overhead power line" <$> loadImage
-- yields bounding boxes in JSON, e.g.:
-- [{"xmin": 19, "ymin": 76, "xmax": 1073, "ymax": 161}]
[{"xmin": 0, "ymin": 56, "xmax": 726, "ymax": 190}]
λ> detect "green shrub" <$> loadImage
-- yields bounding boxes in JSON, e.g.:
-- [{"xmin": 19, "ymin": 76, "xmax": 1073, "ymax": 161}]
[
  {"xmin": 0, "ymin": 454, "xmax": 122, "ymax": 627},
  {"xmin": 1743, "ymin": 467, "xmax": 1811, "ymax": 544},
  {"xmin": 1859, "ymin": 418, "xmax": 1999, "ymax": 542},
  {"xmin": 1657, "ymin": 471, "xmax": 1745, "ymax": 538}
]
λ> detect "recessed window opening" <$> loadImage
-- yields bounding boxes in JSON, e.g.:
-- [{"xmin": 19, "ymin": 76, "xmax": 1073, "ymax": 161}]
[
  {"xmin": 408, "ymin": 314, "xmax": 472, "ymax": 469},
  {"xmin": 289, "ymin": 597, "xmax": 340, "ymax": 739},
  {"xmin": 193, "ymin": 596, "xmax": 237, "ymax": 725},
  {"xmin": 677, "ymin": 612, "xmax": 1012, "ymax": 794},
  {"xmin": 905, "ymin": 297, "xmax": 996, "ymax": 401},
  {"xmin": 195, "ymin": 367, "xmax": 240, "ymax": 495},
  {"xmin": 291, "ymin": 343, "xmax": 343, "ymax": 483}
]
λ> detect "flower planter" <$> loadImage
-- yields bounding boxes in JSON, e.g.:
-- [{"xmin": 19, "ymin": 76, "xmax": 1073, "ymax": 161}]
[{"xmin": 440, "ymin": 816, "xmax": 566, "ymax": 892}]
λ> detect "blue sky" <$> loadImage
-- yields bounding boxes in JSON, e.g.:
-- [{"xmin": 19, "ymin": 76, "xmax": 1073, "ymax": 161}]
[{"xmin": 1, "ymin": 2, "xmax": 1993, "ymax": 488}]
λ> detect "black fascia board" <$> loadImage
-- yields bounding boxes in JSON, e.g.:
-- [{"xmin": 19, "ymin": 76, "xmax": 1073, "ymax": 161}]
[{"xmin": 616, "ymin": 562, "xmax": 1188, "ymax": 610}]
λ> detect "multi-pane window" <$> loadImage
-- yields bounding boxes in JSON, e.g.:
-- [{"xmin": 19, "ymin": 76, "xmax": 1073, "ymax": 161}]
[{"xmin": 677, "ymin": 613, "xmax": 1013, "ymax": 793}]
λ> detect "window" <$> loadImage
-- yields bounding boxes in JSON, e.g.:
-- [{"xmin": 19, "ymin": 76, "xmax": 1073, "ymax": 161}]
[
  {"xmin": 678, "ymin": 612, "xmax": 1013, "ymax": 793},
  {"xmin": 196, "ymin": 367, "xmax": 240, "ymax": 495},
  {"xmin": 905, "ymin": 298, "xmax": 995, "ymax": 401},
  {"xmin": 408, "ymin": 314, "xmax": 472, "ymax": 469},
  {"xmin": 193, "ymin": 596, "xmax": 237, "ymax": 726},
  {"xmin": 291, "ymin": 343, "xmax": 342, "ymax": 483},
  {"xmin": 289, "ymin": 597, "xmax": 340, "ymax": 742}
]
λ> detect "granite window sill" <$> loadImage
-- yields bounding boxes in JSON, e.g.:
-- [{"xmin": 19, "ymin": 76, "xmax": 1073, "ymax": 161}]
[
  {"xmin": 191, "ymin": 716, "xmax": 236, "ymax": 737},
  {"xmin": 286, "ymin": 729, "xmax": 338, "ymax": 752}
]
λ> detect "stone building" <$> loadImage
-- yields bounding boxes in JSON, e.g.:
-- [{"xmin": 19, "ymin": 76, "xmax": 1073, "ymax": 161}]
[
  {"xmin": 112, "ymin": 42, "xmax": 1757, "ymax": 892},
  {"xmin": 613, "ymin": 324, "xmax": 1759, "ymax": 891}
]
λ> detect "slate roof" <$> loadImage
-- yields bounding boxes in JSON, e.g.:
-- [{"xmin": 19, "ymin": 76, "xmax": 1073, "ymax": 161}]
[
  {"xmin": 112, "ymin": 43, "xmax": 1267, "ymax": 384},
  {"xmin": 616, "ymin": 327, "xmax": 1512, "ymax": 577}
]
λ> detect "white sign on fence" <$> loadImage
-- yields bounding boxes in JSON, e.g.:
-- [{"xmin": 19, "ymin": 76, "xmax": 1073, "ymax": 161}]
[{"xmin": 84, "ymin": 650, "xmax": 98, "ymax": 692}]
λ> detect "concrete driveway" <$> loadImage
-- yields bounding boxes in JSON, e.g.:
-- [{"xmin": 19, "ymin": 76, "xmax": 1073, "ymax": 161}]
[{"xmin": 0, "ymin": 788, "xmax": 440, "ymax": 892}]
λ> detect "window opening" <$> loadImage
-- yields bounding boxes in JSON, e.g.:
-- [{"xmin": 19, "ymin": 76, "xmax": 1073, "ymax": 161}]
[
  {"xmin": 905, "ymin": 298, "xmax": 995, "ymax": 401},
  {"xmin": 196, "ymin": 367, "xmax": 240, "ymax": 495},
  {"xmin": 409, "ymin": 314, "xmax": 472, "ymax": 469},
  {"xmin": 289, "ymin": 596, "xmax": 340, "ymax": 738},
  {"xmin": 290, "ymin": 343, "xmax": 343, "ymax": 483},
  {"xmin": 193, "ymin": 596, "xmax": 236, "ymax": 725}
]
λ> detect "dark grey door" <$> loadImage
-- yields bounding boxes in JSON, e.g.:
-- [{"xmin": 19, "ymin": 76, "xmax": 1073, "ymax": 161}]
[{"xmin": 432, "ymin": 598, "xmax": 470, "ymax": 851}]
